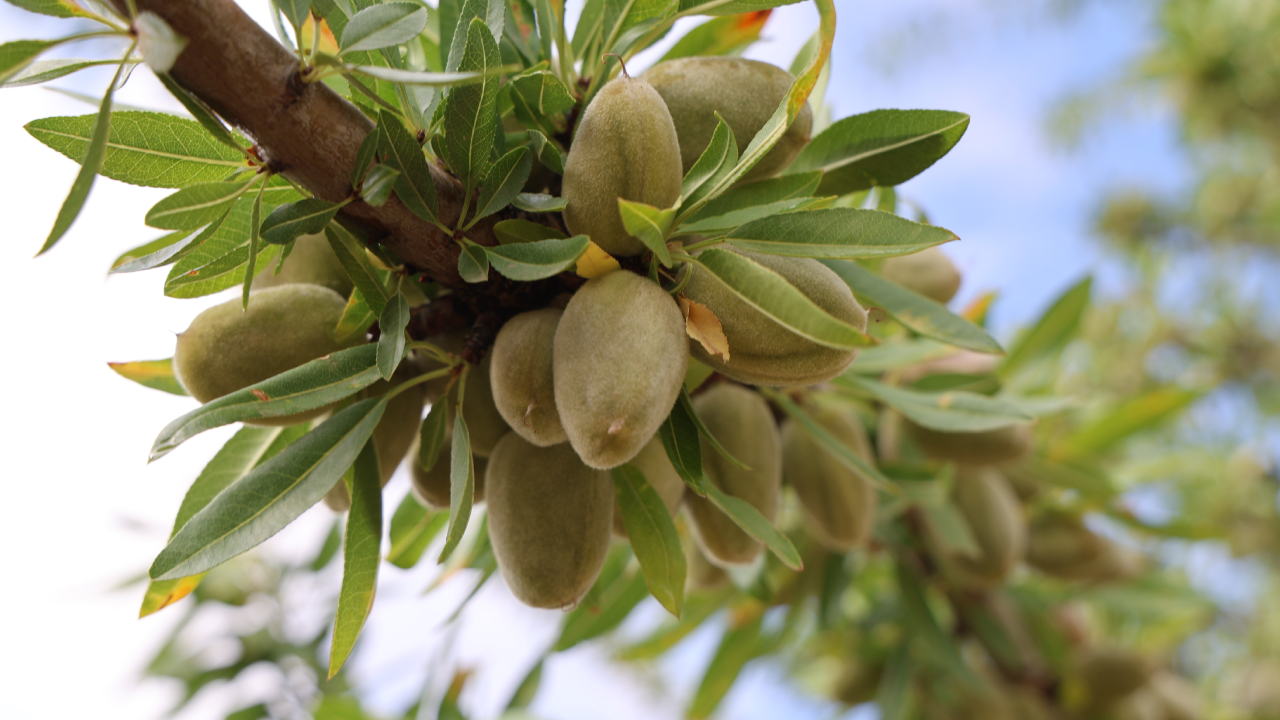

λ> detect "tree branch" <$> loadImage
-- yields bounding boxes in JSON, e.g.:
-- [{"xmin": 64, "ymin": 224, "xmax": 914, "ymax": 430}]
[{"xmin": 116, "ymin": 0, "xmax": 503, "ymax": 289}]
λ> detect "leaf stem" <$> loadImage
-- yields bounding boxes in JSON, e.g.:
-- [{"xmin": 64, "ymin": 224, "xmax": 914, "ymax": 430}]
[{"xmin": 387, "ymin": 366, "xmax": 454, "ymax": 400}]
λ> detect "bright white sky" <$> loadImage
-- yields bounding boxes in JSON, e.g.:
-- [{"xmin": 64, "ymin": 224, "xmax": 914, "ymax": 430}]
[{"xmin": 0, "ymin": 1, "xmax": 1183, "ymax": 719}]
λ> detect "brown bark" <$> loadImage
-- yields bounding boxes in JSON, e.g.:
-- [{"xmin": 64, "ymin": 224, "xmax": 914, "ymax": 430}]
[{"xmin": 117, "ymin": 0, "xmax": 504, "ymax": 288}]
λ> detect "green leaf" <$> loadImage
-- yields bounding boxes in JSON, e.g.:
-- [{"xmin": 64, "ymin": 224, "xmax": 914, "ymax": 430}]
[
  {"xmin": 0, "ymin": 40, "xmax": 54, "ymax": 84},
  {"xmin": 687, "ymin": 171, "xmax": 821, "ymax": 224},
  {"xmin": 676, "ymin": 0, "xmax": 803, "ymax": 16},
  {"xmin": 335, "ymin": 288, "xmax": 378, "ymax": 345},
  {"xmin": 525, "ymin": 130, "xmax": 565, "ymax": 175},
  {"xmin": 847, "ymin": 338, "xmax": 954, "ymax": 375},
  {"xmin": 260, "ymin": 198, "xmax": 343, "ymax": 245},
  {"xmin": 675, "ymin": 389, "xmax": 749, "ymax": 470},
  {"xmin": 376, "ymin": 291, "xmax": 410, "ymax": 380},
  {"xmin": 350, "ymin": 124, "xmax": 381, "ymax": 188},
  {"xmin": 108, "ymin": 358, "xmax": 187, "ymax": 396},
  {"xmin": 3, "ymin": 0, "xmax": 87, "ymax": 18},
  {"xmin": 618, "ymin": 200, "xmax": 675, "ymax": 266},
  {"xmin": 164, "ymin": 199, "xmax": 284, "ymax": 298},
  {"xmin": 437, "ymin": 410, "xmax": 475, "ymax": 562},
  {"xmin": 38, "ymin": 54, "xmax": 130, "ymax": 254},
  {"xmin": 110, "ymin": 228, "xmax": 206, "ymax": 274},
  {"xmin": 2, "ymin": 58, "xmax": 132, "ymax": 88},
  {"xmin": 821, "ymin": 259, "xmax": 1003, "ymax": 354},
  {"xmin": 417, "ymin": 398, "xmax": 450, "ymax": 471},
  {"xmin": 146, "ymin": 179, "xmax": 256, "ymax": 230},
  {"xmin": 659, "ymin": 400, "xmax": 708, "ymax": 495},
  {"xmin": 139, "ymin": 424, "xmax": 301, "ymax": 617},
  {"xmin": 343, "ymin": 64, "xmax": 493, "ymax": 86},
  {"xmin": 612, "ymin": 465, "xmax": 686, "ymax": 617},
  {"xmin": 555, "ymin": 566, "xmax": 650, "ymax": 650},
  {"xmin": 444, "ymin": 0, "xmax": 505, "ymax": 72},
  {"xmin": 838, "ymin": 375, "xmax": 1034, "ymax": 433},
  {"xmin": 329, "ymin": 440, "xmax": 383, "ymax": 678},
  {"xmin": 471, "ymin": 146, "xmax": 532, "ymax": 224},
  {"xmin": 677, "ymin": 196, "xmax": 831, "ymax": 236},
  {"xmin": 687, "ymin": 248, "xmax": 873, "ymax": 350},
  {"xmin": 704, "ymin": 483, "xmax": 801, "ymax": 570},
  {"xmin": 155, "ymin": 73, "xmax": 245, "ymax": 152},
  {"xmin": 571, "ymin": 0, "xmax": 605, "ymax": 58},
  {"xmin": 359, "ymin": 163, "xmax": 399, "ymax": 206},
  {"xmin": 659, "ymin": 11, "xmax": 767, "ymax": 61},
  {"xmin": 444, "ymin": 18, "xmax": 502, "ymax": 199},
  {"xmin": 276, "ymin": 0, "xmax": 312, "ymax": 32},
  {"xmin": 894, "ymin": 557, "xmax": 974, "ymax": 682},
  {"xmin": 150, "ymin": 398, "xmax": 387, "ymax": 580},
  {"xmin": 787, "ymin": 110, "xmax": 970, "ymax": 196},
  {"xmin": 325, "ymin": 223, "xmax": 391, "ymax": 316},
  {"xmin": 618, "ymin": 587, "xmax": 734, "ymax": 660},
  {"xmin": 687, "ymin": 614, "xmax": 763, "ymax": 719},
  {"xmin": 759, "ymin": 387, "xmax": 895, "ymax": 492},
  {"xmin": 680, "ymin": 115, "xmax": 737, "ymax": 209},
  {"xmin": 723, "ymin": 208, "xmax": 958, "ymax": 259},
  {"xmin": 510, "ymin": 70, "xmax": 576, "ymax": 115},
  {"xmin": 1054, "ymin": 387, "xmax": 1200, "ymax": 460},
  {"xmin": 485, "ymin": 235, "xmax": 589, "ymax": 280},
  {"xmin": 341, "ymin": 3, "xmax": 430, "ymax": 53},
  {"xmin": 458, "ymin": 242, "xmax": 491, "ymax": 282},
  {"xmin": 387, "ymin": 494, "xmax": 448, "ymax": 569},
  {"xmin": 241, "ymin": 182, "xmax": 266, "ymax": 309},
  {"xmin": 493, "ymin": 218, "xmax": 567, "ymax": 244},
  {"xmin": 601, "ymin": 0, "xmax": 676, "ymax": 54},
  {"xmin": 1000, "ymin": 276, "xmax": 1092, "ymax": 378},
  {"xmin": 512, "ymin": 191, "xmax": 566, "ymax": 212},
  {"xmin": 377, "ymin": 109, "xmax": 441, "ymax": 224},
  {"xmin": 26, "ymin": 111, "xmax": 247, "ymax": 188},
  {"xmin": 150, "ymin": 344, "xmax": 383, "ymax": 461}
]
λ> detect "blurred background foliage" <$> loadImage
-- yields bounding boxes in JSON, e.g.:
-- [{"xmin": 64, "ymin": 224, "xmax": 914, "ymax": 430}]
[{"xmin": 117, "ymin": 0, "xmax": 1280, "ymax": 718}]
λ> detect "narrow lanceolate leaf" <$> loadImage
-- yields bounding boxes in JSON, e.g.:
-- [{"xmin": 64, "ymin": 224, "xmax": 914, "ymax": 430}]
[
  {"xmin": 761, "ymin": 388, "xmax": 894, "ymax": 492},
  {"xmin": 325, "ymin": 224, "xmax": 391, "ymax": 315},
  {"xmin": 241, "ymin": 181, "xmax": 266, "ymax": 309},
  {"xmin": 680, "ymin": 116, "xmax": 737, "ymax": 209},
  {"xmin": 556, "ymin": 564, "xmax": 651, "ymax": 651},
  {"xmin": 660, "ymin": 10, "xmax": 768, "ymax": 61},
  {"xmin": 335, "ymin": 288, "xmax": 378, "ymax": 344},
  {"xmin": 155, "ymin": 73, "xmax": 244, "ymax": 152},
  {"xmin": 38, "ymin": 53, "xmax": 130, "ymax": 254},
  {"xmin": 377, "ymin": 109, "xmax": 440, "ymax": 224},
  {"xmin": 613, "ymin": 465, "xmax": 686, "ymax": 617},
  {"xmin": 688, "ymin": 248, "xmax": 873, "ymax": 350},
  {"xmin": 387, "ymin": 493, "xmax": 447, "ymax": 569},
  {"xmin": 350, "ymin": 124, "xmax": 381, "ymax": 188},
  {"xmin": 0, "ymin": 40, "xmax": 54, "ymax": 84},
  {"xmin": 512, "ymin": 191, "xmax": 567, "ymax": 213},
  {"xmin": 838, "ymin": 375, "xmax": 1034, "ymax": 433},
  {"xmin": 343, "ymin": 64, "xmax": 490, "ymax": 86},
  {"xmin": 485, "ymin": 235, "xmax": 590, "ymax": 281},
  {"xmin": 848, "ymin": 338, "xmax": 954, "ymax": 375},
  {"xmin": 260, "ymin": 198, "xmax": 344, "ymax": 245},
  {"xmin": 164, "ymin": 199, "xmax": 283, "ymax": 298},
  {"xmin": 110, "ymin": 229, "xmax": 204, "ymax": 274},
  {"xmin": 821, "ymin": 259, "xmax": 1003, "ymax": 354},
  {"xmin": 149, "ymin": 398, "xmax": 388, "ymax": 580},
  {"xmin": 150, "ymin": 344, "xmax": 383, "ymax": 461},
  {"xmin": 444, "ymin": 18, "xmax": 501, "ymax": 197},
  {"xmin": 359, "ymin": 163, "xmax": 399, "ymax": 206},
  {"xmin": 417, "ymin": 398, "xmax": 450, "ymax": 472},
  {"xmin": 140, "ymin": 425, "xmax": 295, "ymax": 617},
  {"xmin": 108, "ymin": 358, "xmax": 186, "ymax": 396},
  {"xmin": 376, "ymin": 291, "xmax": 410, "ymax": 380},
  {"xmin": 329, "ymin": 440, "xmax": 383, "ymax": 678},
  {"xmin": 724, "ymin": 208, "xmax": 958, "ymax": 260},
  {"xmin": 146, "ymin": 179, "xmax": 257, "ymax": 230},
  {"xmin": 1053, "ymin": 387, "xmax": 1200, "ymax": 460},
  {"xmin": 458, "ymin": 243, "xmax": 491, "ymax": 282},
  {"xmin": 277, "ymin": 0, "xmax": 312, "ymax": 33},
  {"xmin": 676, "ymin": 0, "xmax": 802, "ymax": 16},
  {"xmin": 688, "ymin": 614, "xmax": 764, "ymax": 720},
  {"xmin": 704, "ymin": 484, "xmax": 800, "ymax": 570},
  {"xmin": 659, "ymin": 400, "xmax": 708, "ymax": 495},
  {"xmin": 787, "ymin": 109, "xmax": 970, "ymax": 196},
  {"xmin": 25, "ymin": 111, "xmax": 247, "ymax": 188},
  {"xmin": 678, "ymin": 197, "xmax": 830, "ymax": 236},
  {"xmin": 618, "ymin": 200, "xmax": 675, "ymax": 266},
  {"xmin": 2, "ymin": 58, "xmax": 134, "ymax": 88},
  {"xmin": 438, "ymin": 410, "xmax": 475, "ymax": 563},
  {"xmin": 340, "ymin": 3, "xmax": 429, "ymax": 54},
  {"xmin": 525, "ymin": 131, "xmax": 566, "ymax": 175},
  {"xmin": 688, "ymin": 171, "xmax": 822, "ymax": 224},
  {"xmin": 494, "ymin": 219, "xmax": 566, "ymax": 245},
  {"xmin": 677, "ymin": 0, "xmax": 833, "ymax": 218},
  {"xmin": 1000, "ymin": 276, "xmax": 1092, "ymax": 378},
  {"xmin": 4, "ymin": 0, "xmax": 88, "ymax": 18},
  {"xmin": 677, "ymin": 389, "xmax": 750, "ymax": 470},
  {"xmin": 470, "ymin": 146, "xmax": 531, "ymax": 225}
]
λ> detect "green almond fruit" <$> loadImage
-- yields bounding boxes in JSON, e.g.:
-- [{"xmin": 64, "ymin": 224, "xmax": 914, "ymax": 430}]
[
  {"xmin": 879, "ymin": 246, "xmax": 962, "ymax": 304},
  {"xmin": 1072, "ymin": 648, "xmax": 1155, "ymax": 708},
  {"xmin": 486, "ymin": 433, "xmax": 613, "ymax": 609},
  {"xmin": 685, "ymin": 534, "xmax": 729, "ymax": 592},
  {"xmin": 905, "ymin": 421, "xmax": 1033, "ymax": 464},
  {"xmin": 554, "ymin": 270, "xmax": 688, "ymax": 469},
  {"xmin": 832, "ymin": 660, "xmax": 883, "ymax": 707},
  {"xmin": 252, "ymin": 232, "xmax": 354, "ymax": 298},
  {"xmin": 562, "ymin": 76, "xmax": 683, "ymax": 257},
  {"xmin": 1150, "ymin": 672, "xmax": 1203, "ymax": 720},
  {"xmin": 683, "ymin": 248, "xmax": 868, "ymax": 387},
  {"xmin": 642, "ymin": 57, "xmax": 812, "ymax": 184},
  {"xmin": 946, "ymin": 467, "xmax": 1026, "ymax": 587},
  {"xmin": 173, "ymin": 284, "xmax": 357, "ymax": 425},
  {"xmin": 1027, "ymin": 513, "xmax": 1143, "ymax": 583},
  {"xmin": 781, "ymin": 405, "xmax": 878, "ymax": 552},
  {"xmin": 418, "ymin": 331, "xmax": 510, "ymax": 457},
  {"xmin": 612, "ymin": 434, "xmax": 686, "ymax": 538},
  {"xmin": 684, "ymin": 383, "xmax": 782, "ymax": 567},
  {"xmin": 490, "ymin": 308, "xmax": 566, "ymax": 447}
]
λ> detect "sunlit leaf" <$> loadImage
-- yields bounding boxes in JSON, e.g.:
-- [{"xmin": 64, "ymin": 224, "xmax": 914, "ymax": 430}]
[
  {"xmin": 108, "ymin": 358, "xmax": 187, "ymax": 396},
  {"xmin": 612, "ymin": 464, "xmax": 685, "ymax": 617},
  {"xmin": 329, "ymin": 440, "xmax": 382, "ymax": 678}
]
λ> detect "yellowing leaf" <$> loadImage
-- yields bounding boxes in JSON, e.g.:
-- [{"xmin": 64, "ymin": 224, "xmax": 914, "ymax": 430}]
[
  {"xmin": 679, "ymin": 295, "xmax": 729, "ymax": 361},
  {"xmin": 138, "ymin": 573, "xmax": 205, "ymax": 617},
  {"xmin": 301, "ymin": 15, "xmax": 340, "ymax": 55},
  {"xmin": 575, "ymin": 241, "xmax": 620, "ymax": 279},
  {"xmin": 961, "ymin": 291, "xmax": 996, "ymax": 325},
  {"xmin": 108, "ymin": 358, "xmax": 187, "ymax": 396}
]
